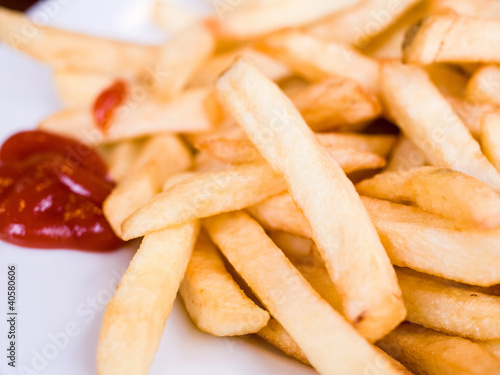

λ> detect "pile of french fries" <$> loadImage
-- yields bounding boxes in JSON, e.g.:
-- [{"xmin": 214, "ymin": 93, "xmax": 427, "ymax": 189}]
[{"xmin": 3, "ymin": 0, "xmax": 500, "ymax": 373}]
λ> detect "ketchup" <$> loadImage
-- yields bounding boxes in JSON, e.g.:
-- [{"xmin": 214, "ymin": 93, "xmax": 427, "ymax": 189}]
[
  {"xmin": 93, "ymin": 80, "xmax": 128, "ymax": 132},
  {"xmin": 0, "ymin": 130, "xmax": 123, "ymax": 250}
]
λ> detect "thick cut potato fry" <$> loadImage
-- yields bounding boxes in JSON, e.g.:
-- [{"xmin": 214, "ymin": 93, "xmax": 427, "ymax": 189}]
[
  {"xmin": 397, "ymin": 267, "xmax": 500, "ymax": 340},
  {"xmin": 466, "ymin": 65, "xmax": 500, "ymax": 106},
  {"xmin": 357, "ymin": 166, "xmax": 500, "ymax": 229},
  {"xmin": 385, "ymin": 136, "xmax": 426, "ymax": 172},
  {"xmin": 98, "ymin": 221, "xmax": 199, "ymax": 375},
  {"xmin": 308, "ymin": 0, "xmax": 420, "ymax": 48},
  {"xmin": 289, "ymin": 77, "xmax": 381, "ymax": 131},
  {"xmin": 153, "ymin": 0, "xmax": 198, "ymax": 34},
  {"xmin": 430, "ymin": 0, "xmax": 500, "ymax": 19},
  {"xmin": 203, "ymin": 211, "xmax": 403, "ymax": 375},
  {"xmin": 189, "ymin": 47, "xmax": 290, "ymax": 87},
  {"xmin": 268, "ymin": 231, "xmax": 314, "ymax": 263},
  {"xmin": 257, "ymin": 30, "xmax": 381, "ymax": 95},
  {"xmin": 381, "ymin": 62, "xmax": 500, "ymax": 190},
  {"xmin": 377, "ymin": 323, "xmax": 500, "ymax": 375},
  {"xmin": 39, "ymin": 87, "xmax": 222, "ymax": 144},
  {"xmin": 100, "ymin": 139, "xmax": 142, "ymax": 183},
  {"xmin": 206, "ymin": 0, "xmax": 361, "ymax": 41},
  {"xmin": 179, "ymin": 233, "xmax": 269, "ymax": 336},
  {"xmin": 481, "ymin": 112, "xmax": 500, "ymax": 172},
  {"xmin": 249, "ymin": 193, "xmax": 500, "ymax": 286},
  {"xmin": 54, "ymin": 70, "xmax": 118, "ymax": 108},
  {"xmin": 0, "ymin": 7, "xmax": 159, "ymax": 74},
  {"xmin": 257, "ymin": 319, "xmax": 309, "ymax": 365},
  {"xmin": 403, "ymin": 14, "xmax": 500, "ymax": 64},
  {"xmin": 216, "ymin": 58, "xmax": 404, "ymax": 342}
]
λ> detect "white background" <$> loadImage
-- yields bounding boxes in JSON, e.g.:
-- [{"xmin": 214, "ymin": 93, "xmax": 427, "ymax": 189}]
[{"xmin": 0, "ymin": 0, "xmax": 316, "ymax": 373}]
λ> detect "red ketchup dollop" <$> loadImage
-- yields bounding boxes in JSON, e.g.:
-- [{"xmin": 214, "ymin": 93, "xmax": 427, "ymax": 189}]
[
  {"xmin": 93, "ymin": 80, "xmax": 128, "ymax": 132},
  {"xmin": 0, "ymin": 130, "xmax": 123, "ymax": 250}
]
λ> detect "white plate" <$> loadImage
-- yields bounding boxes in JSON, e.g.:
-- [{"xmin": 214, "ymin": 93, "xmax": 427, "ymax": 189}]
[{"xmin": 0, "ymin": 1, "xmax": 315, "ymax": 374}]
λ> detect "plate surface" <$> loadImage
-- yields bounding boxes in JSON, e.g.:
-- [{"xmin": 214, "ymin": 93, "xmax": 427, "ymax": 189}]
[{"xmin": 0, "ymin": 1, "xmax": 315, "ymax": 374}]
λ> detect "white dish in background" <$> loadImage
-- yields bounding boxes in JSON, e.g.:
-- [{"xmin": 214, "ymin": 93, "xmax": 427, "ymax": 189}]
[{"xmin": 0, "ymin": 1, "xmax": 315, "ymax": 374}]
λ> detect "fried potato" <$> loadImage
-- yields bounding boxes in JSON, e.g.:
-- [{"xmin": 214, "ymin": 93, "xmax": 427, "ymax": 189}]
[
  {"xmin": 249, "ymin": 193, "xmax": 500, "ymax": 286},
  {"xmin": 257, "ymin": 30, "xmax": 381, "ymax": 95},
  {"xmin": 466, "ymin": 65, "xmax": 500, "ymax": 106},
  {"xmin": 203, "ymin": 211, "xmax": 403, "ymax": 375},
  {"xmin": 481, "ymin": 112, "xmax": 500, "ymax": 172},
  {"xmin": 289, "ymin": 77, "xmax": 381, "ymax": 131},
  {"xmin": 425, "ymin": 64, "xmax": 468, "ymax": 97},
  {"xmin": 257, "ymin": 319, "xmax": 309, "ymax": 365},
  {"xmin": 268, "ymin": 231, "xmax": 314, "ymax": 263},
  {"xmin": 430, "ymin": 0, "xmax": 500, "ymax": 19},
  {"xmin": 216, "ymin": 58, "xmax": 404, "ymax": 342},
  {"xmin": 39, "ymin": 87, "xmax": 222, "ymax": 144},
  {"xmin": 397, "ymin": 267, "xmax": 500, "ymax": 340},
  {"xmin": 206, "ymin": 0, "xmax": 361, "ymax": 41},
  {"xmin": 381, "ymin": 61, "xmax": 500, "ymax": 190},
  {"xmin": 308, "ymin": 0, "xmax": 420, "ymax": 48},
  {"xmin": 385, "ymin": 136, "xmax": 426, "ymax": 172},
  {"xmin": 153, "ymin": 0, "xmax": 198, "ymax": 34},
  {"xmin": 179, "ymin": 232, "xmax": 269, "ymax": 336},
  {"xmin": 403, "ymin": 14, "xmax": 500, "ymax": 64},
  {"xmin": 0, "ymin": 7, "xmax": 159, "ymax": 74},
  {"xmin": 100, "ymin": 139, "xmax": 142, "ymax": 183},
  {"xmin": 377, "ymin": 322, "xmax": 500, "ymax": 375},
  {"xmin": 98, "ymin": 221, "xmax": 199, "ymax": 375},
  {"xmin": 478, "ymin": 340, "xmax": 500, "ymax": 361},
  {"xmin": 357, "ymin": 166, "xmax": 500, "ymax": 229},
  {"xmin": 189, "ymin": 47, "xmax": 290, "ymax": 87}
]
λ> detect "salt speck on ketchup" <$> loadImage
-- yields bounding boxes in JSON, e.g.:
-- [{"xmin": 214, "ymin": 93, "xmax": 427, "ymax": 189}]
[
  {"xmin": 0, "ymin": 130, "xmax": 123, "ymax": 250},
  {"xmin": 93, "ymin": 80, "xmax": 128, "ymax": 132}
]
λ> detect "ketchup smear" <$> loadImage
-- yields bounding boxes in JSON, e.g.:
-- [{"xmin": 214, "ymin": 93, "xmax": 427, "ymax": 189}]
[
  {"xmin": 93, "ymin": 80, "xmax": 128, "ymax": 132},
  {"xmin": 0, "ymin": 130, "xmax": 123, "ymax": 251}
]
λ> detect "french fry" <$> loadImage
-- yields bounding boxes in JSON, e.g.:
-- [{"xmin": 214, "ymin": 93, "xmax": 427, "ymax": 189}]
[
  {"xmin": 249, "ymin": 193, "xmax": 500, "ymax": 286},
  {"xmin": 378, "ymin": 322, "xmax": 500, "ymax": 375},
  {"xmin": 466, "ymin": 65, "xmax": 500, "ymax": 106},
  {"xmin": 153, "ymin": 0, "xmax": 198, "ymax": 34},
  {"xmin": 179, "ymin": 232, "xmax": 269, "ymax": 336},
  {"xmin": 381, "ymin": 61, "xmax": 500, "ymax": 190},
  {"xmin": 100, "ymin": 139, "xmax": 142, "ymax": 183},
  {"xmin": 0, "ymin": 7, "xmax": 159, "ymax": 74},
  {"xmin": 206, "ymin": 0, "xmax": 362, "ymax": 41},
  {"xmin": 478, "ymin": 340, "xmax": 500, "ymax": 361},
  {"xmin": 97, "ymin": 220, "xmax": 199, "ymax": 375},
  {"xmin": 308, "ymin": 0, "xmax": 420, "ymax": 48},
  {"xmin": 189, "ymin": 47, "xmax": 290, "ymax": 87},
  {"xmin": 257, "ymin": 30, "xmax": 381, "ymax": 95},
  {"xmin": 268, "ymin": 231, "xmax": 314, "ymax": 263},
  {"xmin": 357, "ymin": 166, "xmax": 500, "ymax": 229},
  {"xmin": 289, "ymin": 77, "xmax": 381, "ymax": 131},
  {"xmin": 39, "ymin": 87, "xmax": 222, "ymax": 144},
  {"xmin": 403, "ymin": 14, "xmax": 500, "ymax": 64},
  {"xmin": 203, "ymin": 211, "xmax": 403, "ymax": 375},
  {"xmin": 193, "ymin": 152, "xmax": 230, "ymax": 173},
  {"xmin": 481, "ymin": 112, "xmax": 500, "ymax": 172},
  {"xmin": 53, "ymin": 69, "xmax": 118, "ymax": 108},
  {"xmin": 397, "ymin": 267, "xmax": 500, "ymax": 340},
  {"xmin": 385, "ymin": 136, "xmax": 426, "ymax": 172},
  {"xmin": 215, "ymin": 58, "xmax": 405, "ymax": 342},
  {"xmin": 425, "ymin": 64, "xmax": 468, "ymax": 97},
  {"xmin": 429, "ymin": 0, "xmax": 500, "ymax": 18},
  {"xmin": 257, "ymin": 319, "xmax": 310, "ymax": 365}
]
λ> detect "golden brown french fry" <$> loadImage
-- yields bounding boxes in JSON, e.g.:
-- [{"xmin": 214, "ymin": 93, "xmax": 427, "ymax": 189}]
[
  {"xmin": 385, "ymin": 136, "xmax": 426, "ymax": 172},
  {"xmin": 98, "ymin": 221, "xmax": 199, "ymax": 375},
  {"xmin": 397, "ymin": 267, "xmax": 500, "ymax": 340},
  {"xmin": 357, "ymin": 166, "xmax": 500, "ymax": 229},
  {"xmin": 179, "ymin": 232, "xmax": 269, "ymax": 336},
  {"xmin": 257, "ymin": 30, "xmax": 381, "ymax": 95},
  {"xmin": 39, "ymin": 87, "xmax": 222, "ymax": 144},
  {"xmin": 425, "ymin": 64, "xmax": 468, "ymax": 97},
  {"xmin": 447, "ymin": 95, "xmax": 500, "ymax": 138},
  {"xmin": 466, "ymin": 65, "xmax": 500, "ymax": 106},
  {"xmin": 403, "ymin": 14, "xmax": 500, "ymax": 64},
  {"xmin": 189, "ymin": 47, "xmax": 290, "ymax": 87},
  {"xmin": 206, "ymin": 0, "xmax": 361, "ymax": 41},
  {"xmin": 153, "ymin": 0, "xmax": 198, "ymax": 34},
  {"xmin": 377, "ymin": 323, "xmax": 500, "ymax": 375},
  {"xmin": 289, "ymin": 77, "xmax": 381, "ymax": 131},
  {"xmin": 203, "ymin": 211, "xmax": 403, "ymax": 375},
  {"xmin": 308, "ymin": 0, "xmax": 420, "ymax": 48},
  {"xmin": 257, "ymin": 319, "xmax": 310, "ymax": 365},
  {"xmin": 381, "ymin": 61, "xmax": 500, "ymax": 190},
  {"xmin": 268, "ymin": 231, "xmax": 314, "ymax": 263},
  {"xmin": 101, "ymin": 139, "xmax": 142, "ymax": 183},
  {"xmin": 481, "ymin": 112, "xmax": 500, "ymax": 172},
  {"xmin": 216, "ymin": 58, "xmax": 404, "ymax": 342},
  {"xmin": 53, "ymin": 69, "xmax": 118, "ymax": 108},
  {"xmin": 249, "ymin": 193, "xmax": 500, "ymax": 286},
  {"xmin": 0, "ymin": 7, "xmax": 159, "ymax": 74},
  {"xmin": 478, "ymin": 340, "xmax": 500, "ymax": 361},
  {"xmin": 430, "ymin": 0, "xmax": 500, "ymax": 18}
]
